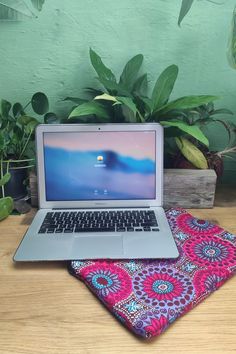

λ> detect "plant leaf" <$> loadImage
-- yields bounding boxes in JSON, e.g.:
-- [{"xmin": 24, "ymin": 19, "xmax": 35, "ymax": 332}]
[
  {"xmin": 98, "ymin": 77, "xmax": 131, "ymax": 96},
  {"xmin": 31, "ymin": 92, "xmax": 49, "ymax": 115},
  {"xmin": 119, "ymin": 54, "xmax": 143, "ymax": 90},
  {"xmin": 176, "ymin": 137, "xmax": 208, "ymax": 169},
  {"xmin": 0, "ymin": 0, "xmax": 34, "ymax": 20},
  {"xmin": 156, "ymin": 95, "xmax": 219, "ymax": 115},
  {"xmin": 133, "ymin": 73, "xmax": 148, "ymax": 95},
  {"xmin": 1, "ymin": 99, "xmax": 11, "ymax": 118},
  {"xmin": 17, "ymin": 115, "xmax": 39, "ymax": 126},
  {"xmin": 210, "ymin": 108, "xmax": 233, "ymax": 115},
  {"xmin": 151, "ymin": 65, "xmax": 179, "ymax": 111},
  {"xmin": 228, "ymin": 6, "xmax": 236, "ymax": 69},
  {"xmin": 44, "ymin": 112, "xmax": 60, "ymax": 124},
  {"xmin": 94, "ymin": 93, "xmax": 118, "ymax": 102},
  {"xmin": 12, "ymin": 102, "xmax": 25, "ymax": 118},
  {"xmin": 115, "ymin": 96, "xmax": 139, "ymax": 122},
  {"xmin": 68, "ymin": 101, "xmax": 110, "ymax": 120},
  {"xmin": 63, "ymin": 97, "xmax": 88, "ymax": 105},
  {"xmin": 178, "ymin": 0, "xmax": 195, "ymax": 26},
  {"xmin": 0, "ymin": 172, "xmax": 11, "ymax": 187},
  {"xmin": 90, "ymin": 48, "xmax": 116, "ymax": 83},
  {"xmin": 0, "ymin": 196, "xmax": 14, "ymax": 221},
  {"xmin": 160, "ymin": 120, "xmax": 209, "ymax": 146},
  {"xmin": 30, "ymin": 0, "xmax": 45, "ymax": 11}
]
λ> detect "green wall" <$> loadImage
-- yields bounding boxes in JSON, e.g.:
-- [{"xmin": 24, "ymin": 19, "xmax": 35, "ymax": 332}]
[{"xmin": 0, "ymin": 0, "xmax": 236, "ymax": 182}]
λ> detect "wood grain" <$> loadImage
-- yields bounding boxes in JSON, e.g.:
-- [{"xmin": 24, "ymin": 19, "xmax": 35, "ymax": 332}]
[
  {"xmin": 0, "ymin": 202, "xmax": 235, "ymax": 354},
  {"xmin": 164, "ymin": 169, "xmax": 217, "ymax": 209}
]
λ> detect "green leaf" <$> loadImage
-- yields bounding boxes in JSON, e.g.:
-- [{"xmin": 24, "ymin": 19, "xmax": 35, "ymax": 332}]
[
  {"xmin": 133, "ymin": 73, "xmax": 148, "ymax": 95},
  {"xmin": 0, "ymin": 172, "xmax": 11, "ymax": 187},
  {"xmin": 0, "ymin": 131, "xmax": 5, "ymax": 149},
  {"xmin": 156, "ymin": 95, "xmax": 219, "ymax": 115},
  {"xmin": 164, "ymin": 127, "xmax": 183, "ymax": 138},
  {"xmin": 63, "ymin": 97, "xmax": 88, "ymax": 105},
  {"xmin": 151, "ymin": 65, "xmax": 179, "ymax": 111},
  {"xmin": 116, "ymin": 96, "xmax": 140, "ymax": 122},
  {"xmin": 31, "ymin": 92, "xmax": 49, "ymax": 115},
  {"xmin": 90, "ymin": 48, "xmax": 116, "ymax": 83},
  {"xmin": 228, "ymin": 6, "xmax": 236, "ymax": 69},
  {"xmin": 84, "ymin": 87, "xmax": 104, "ymax": 97},
  {"xmin": 17, "ymin": 115, "xmax": 39, "ymax": 125},
  {"xmin": 1, "ymin": 99, "xmax": 11, "ymax": 118},
  {"xmin": 138, "ymin": 97, "xmax": 153, "ymax": 113},
  {"xmin": 12, "ymin": 102, "xmax": 24, "ymax": 118},
  {"xmin": 68, "ymin": 101, "xmax": 110, "ymax": 121},
  {"xmin": 160, "ymin": 120, "xmax": 209, "ymax": 146},
  {"xmin": 178, "ymin": 0, "xmax": 195, "ymax": 26},
  {"xmin": 98, "ymin": 77, "xmax": 131, "ymax": 96},
  {"xmin": 94, "ymin": 93, "xmax": 118, "ymax": 102},
  {"xmin": 0, "ymin": 196, "xmax": 13, "ymax": 221},
  {"xmin": 119, "ymin": 54, "xmax": 143, "ymax": 90},
  {"xmin": 0, "ymin": 0, "xmax": 35, "ymax": 20},
  {"xmin": 210, "ymin": 108, "xmax": 233, "ymax": 116},
  {"xmin": 176, "ymin": 137, "xmax": 208, "ymax": 169},
  {"xmin": 30, "ymin": 0, "xmax": 45, "ymax": 11},
  {"xmin": 44, "ymin": 112, "xmax": 60, "ymax": 124}
]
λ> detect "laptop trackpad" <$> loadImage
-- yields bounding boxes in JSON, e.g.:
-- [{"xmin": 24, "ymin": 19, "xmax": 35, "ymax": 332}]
[{"xmin": 73, "ymin": 236, "xmax": 123, "ymax": 258}]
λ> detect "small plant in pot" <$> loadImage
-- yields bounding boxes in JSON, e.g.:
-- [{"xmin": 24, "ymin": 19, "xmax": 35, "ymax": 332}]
[{"xmin": 0, "ymin": 92, "xmax": 49, "ymax": 203}]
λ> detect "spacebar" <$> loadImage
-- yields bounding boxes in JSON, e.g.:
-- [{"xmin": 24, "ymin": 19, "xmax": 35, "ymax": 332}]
[{"xmin": 74, "ymin": 227, "xmax": 116, "ymax": 233}]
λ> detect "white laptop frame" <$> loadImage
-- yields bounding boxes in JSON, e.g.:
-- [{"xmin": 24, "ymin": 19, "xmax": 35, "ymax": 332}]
[{"xmin": 36, "ymin": 123, "xmax": 164, "ymax": 209}]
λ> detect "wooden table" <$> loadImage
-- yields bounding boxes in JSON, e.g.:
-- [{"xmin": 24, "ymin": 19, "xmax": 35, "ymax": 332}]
[{"xmin": 0, "ymin": 194, "xmax": 236, "ymax": 354}]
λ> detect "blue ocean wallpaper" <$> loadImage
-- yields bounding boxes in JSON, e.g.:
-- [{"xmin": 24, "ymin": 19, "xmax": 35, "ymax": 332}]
[{"xmin": 44, "ymin": 146, "xmax": 156, "ymax": 201}]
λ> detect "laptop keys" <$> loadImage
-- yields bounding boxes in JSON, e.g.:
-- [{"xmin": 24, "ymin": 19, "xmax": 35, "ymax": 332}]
[{"xmin": 38, "ymin": 210, "xmax": 159, "ymax": 234}]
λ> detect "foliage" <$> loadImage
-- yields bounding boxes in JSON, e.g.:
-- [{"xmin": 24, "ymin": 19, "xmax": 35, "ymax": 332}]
[
  {"xmin": 167, "ymin": 102, "xmax": 235, "ymax": 173},
  {"xmin": 66, "ymin": 49, "xmax": 221, "ymax": 168},
  {"xmin": 0, "ymin": 92, "xmax": 49, "ymax": 161},
  {"xmin": 0, "ymin": 171, "xmax": 13, "ymax": 221},
  {"xmin": 0, "ymin": 0, "xmax": 45, "ymax": 20},
  {"xmin": 228, "ymin": 6, "xmax": 236, "ymax": 69}
]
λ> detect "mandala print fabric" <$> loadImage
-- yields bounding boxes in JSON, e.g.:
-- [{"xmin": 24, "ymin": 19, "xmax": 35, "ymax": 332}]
[{"xmin": 68, "ymin": 208, "xmax": 236, "ymax": 339}]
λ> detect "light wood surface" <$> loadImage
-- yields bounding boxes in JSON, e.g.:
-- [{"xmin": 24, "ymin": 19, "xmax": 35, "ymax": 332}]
[{"xmin": 0, "ymin": 197, "xmax": 236, "ymax": 354}]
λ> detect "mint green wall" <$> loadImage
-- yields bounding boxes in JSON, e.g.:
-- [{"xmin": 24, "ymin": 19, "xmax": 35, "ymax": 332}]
[{"xmin": 0, "ymin": 0, "xmax": 236, "ymax": 182}]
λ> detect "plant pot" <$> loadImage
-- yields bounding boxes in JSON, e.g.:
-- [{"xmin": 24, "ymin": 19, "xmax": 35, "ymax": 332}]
[
  {"xmin": 0, "ymin": 159, "xmax": 34, "ymax": 201},
  {"xmin": 3, "ymin": 167, "xmax": 28, "ymax": 200},
  {"xmin": 29, "ymin": 169, "xmax": 217, "ymax": 209}
]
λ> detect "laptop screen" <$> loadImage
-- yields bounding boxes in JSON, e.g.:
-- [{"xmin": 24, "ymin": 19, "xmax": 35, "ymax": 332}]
[{"xmin": 43, "ymin": 130, "xmax": 156, "ymax": 201}]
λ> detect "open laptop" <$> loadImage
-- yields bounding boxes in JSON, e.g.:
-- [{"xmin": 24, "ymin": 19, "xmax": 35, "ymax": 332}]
[{"xmin": 14, "ymin": 123, "xmax": 179, "ymax": 261}]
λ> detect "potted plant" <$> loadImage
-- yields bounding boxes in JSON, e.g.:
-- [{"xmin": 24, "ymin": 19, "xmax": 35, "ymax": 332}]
[
  {"xmin": 0, "ymin": 92, "xmax": 49, "ymax": 202},
  {"xmin": 62, "ymin": 49, "xmax": 234, "ymax": 208}
]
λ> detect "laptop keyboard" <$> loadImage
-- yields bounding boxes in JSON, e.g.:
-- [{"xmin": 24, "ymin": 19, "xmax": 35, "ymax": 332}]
[{"xmin": 38, "ymin": 210, "xmax": 159, "ymax": 234}]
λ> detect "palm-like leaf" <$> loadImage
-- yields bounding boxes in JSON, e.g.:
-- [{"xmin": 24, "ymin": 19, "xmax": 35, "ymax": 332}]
[
  {"xmin": 151, "ymin": 65, "xmax": 178, "ymax": 111},
  {"xmin": 178, "ymin": 0, "xmax": 195, "ymax": 26},
  {"xmin": 119, "ymin": 54, "xmax": 143, "ymax": 90},
  {"xmin": 90, "ymin": 48, "xmax": 116, "ymax": 84},
  {"xmin": 0, "ymin": 0, "xmax": 34, "ymax": 20},
  {"xmin": 160, "ymin": 120, "xmax": 209, "ymax": 146},
  {"xmin": 176, "ymin": 137, "xmax": 208, "ymax": 169}
]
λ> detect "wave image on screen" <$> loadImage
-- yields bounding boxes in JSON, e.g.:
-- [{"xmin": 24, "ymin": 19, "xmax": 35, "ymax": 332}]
[{"xmin": 44, "ymin": 146, "xmax": 156, "ymax": 201}]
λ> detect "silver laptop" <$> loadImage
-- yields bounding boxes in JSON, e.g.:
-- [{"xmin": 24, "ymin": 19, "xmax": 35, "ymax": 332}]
[{"xmin": 14, "ymin": 123, "xmax": 179, "ymax": 261}]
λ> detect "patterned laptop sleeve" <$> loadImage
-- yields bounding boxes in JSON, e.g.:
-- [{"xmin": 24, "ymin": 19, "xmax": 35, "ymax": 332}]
[{"xmin": 68, "ymin": 208, "xmax": 236, "ymax": 339}]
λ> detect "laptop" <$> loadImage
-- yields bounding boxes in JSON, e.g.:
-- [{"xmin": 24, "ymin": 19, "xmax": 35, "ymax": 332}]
[{"xmin": 14, "ymin": 123, "xmax": 179, "ymax": 261}]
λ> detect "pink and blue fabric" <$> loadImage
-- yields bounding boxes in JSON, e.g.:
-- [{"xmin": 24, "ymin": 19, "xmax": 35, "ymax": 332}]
[{"xmin": 68, "ymin": 208, "xmax": 236, "ymax": 339}]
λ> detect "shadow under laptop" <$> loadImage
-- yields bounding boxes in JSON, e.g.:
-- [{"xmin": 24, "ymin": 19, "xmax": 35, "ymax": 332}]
[{"xmin": 13, "ymin": 260, "xmax": 67, "ymax": 271}]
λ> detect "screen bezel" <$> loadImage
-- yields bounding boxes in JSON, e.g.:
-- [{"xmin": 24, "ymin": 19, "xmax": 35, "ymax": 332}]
[{"xmin": 36, "ymin": 123, "xmax": 163, "ymax": 208}]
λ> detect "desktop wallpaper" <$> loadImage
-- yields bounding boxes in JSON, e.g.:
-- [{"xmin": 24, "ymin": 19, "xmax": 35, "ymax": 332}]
[{"xmin": 43, "ymin": 131, "xmax": 156, "ymax": 201}]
